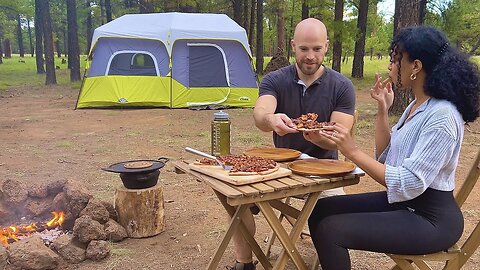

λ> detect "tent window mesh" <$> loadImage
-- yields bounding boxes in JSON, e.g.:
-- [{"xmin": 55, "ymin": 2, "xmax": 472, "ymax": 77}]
[{"xmin": 108, "ymin": 53, "xmax": 157, "ymax": 76}]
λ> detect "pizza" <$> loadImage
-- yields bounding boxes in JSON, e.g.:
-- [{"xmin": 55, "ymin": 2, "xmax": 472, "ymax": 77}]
[
  {"xmin": 123, "ymin": 161, "xmax": 154, "ymax": 169},
  {"xmin": 196, "ymin": 155, "xmax": 278, "ymax": 176},
  {"xmin": 292, "ymin": 113, "xmax": 336, "ymax": 131}
]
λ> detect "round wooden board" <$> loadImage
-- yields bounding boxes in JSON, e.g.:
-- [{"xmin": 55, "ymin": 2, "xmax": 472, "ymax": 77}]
[
  {"xmin": 288, "ymin": 159, "xmax": 356, "ymax": 176},
  {"xmin": 244, "ymin": 147, "xmax": 302, "ymax": 162}
]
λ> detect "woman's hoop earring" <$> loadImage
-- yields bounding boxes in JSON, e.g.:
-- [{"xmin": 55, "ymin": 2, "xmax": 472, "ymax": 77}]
[{"xmin": 410, "ymin": 73, "xmax": 417, "ymax": 81}]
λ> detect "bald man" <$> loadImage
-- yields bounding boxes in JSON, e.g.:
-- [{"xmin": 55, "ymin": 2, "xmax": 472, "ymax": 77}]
[{"xmin": 228, "ymin": 18, "xmax": 356, "ymax": 270}]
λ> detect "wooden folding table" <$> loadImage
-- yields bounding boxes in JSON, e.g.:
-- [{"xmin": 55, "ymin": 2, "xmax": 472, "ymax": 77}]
[{"xmin": 173, "ymin": 160, "xmax": 364, "ymax": 270}]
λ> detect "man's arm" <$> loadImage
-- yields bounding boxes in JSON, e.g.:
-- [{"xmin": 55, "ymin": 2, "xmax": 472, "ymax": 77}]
[{"xmin": 253, "ymin": 95, "xmax": 298, "ymax": 136}]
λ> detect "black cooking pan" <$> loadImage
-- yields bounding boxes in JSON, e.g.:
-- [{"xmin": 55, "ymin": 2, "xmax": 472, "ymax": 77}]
[{"xmin": 102, "ymin": 157, "xmax": 169, "ymax": 189}]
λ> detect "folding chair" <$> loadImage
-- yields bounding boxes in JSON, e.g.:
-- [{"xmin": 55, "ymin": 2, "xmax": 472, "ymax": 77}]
[
  {"xmin": 264, "ymin": 110, "xmax": 359, "ymax": 270},
  {"xmin": 388, "ymin": 148, "xmax": 480, "ymax": 270}
]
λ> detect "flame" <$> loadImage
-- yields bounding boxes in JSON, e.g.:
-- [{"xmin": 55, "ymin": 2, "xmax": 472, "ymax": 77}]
[
  {"xmin": 0, "ymin": 211, "xmax": 64, "ymax": 246},
  {"xmin": 46, "ymin": 211, "xmax": 64, "ymax": 228}
]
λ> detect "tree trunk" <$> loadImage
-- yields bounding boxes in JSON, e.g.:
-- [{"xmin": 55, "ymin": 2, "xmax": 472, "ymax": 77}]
[
  {"xmin": 394, "ymin": 0, "xmax": 421, "ymax": 37},
  {"xmin": 232, "ymin": 0, "xmax": 243, "ymax": 26},
  {"xmin": 0, "ymin": 23, "xmax": 3, "ymax": 64},
  {"xmin": 27, "ymin": 18, "xmax": 34, "ymax": 57},
  {"xmin": 105, "ymin": 0, "xmax": 112, "ymax": 22},
  {"xmin": 255, "ymin": 0, "xmax": 264, "ymax": 75},
  {"xmin": 286, "ymin": 0, "xmax": 295, "ymax": 61},
  {"xmin": 351, "ymin": 0, "xmax": 369, "ymax": 78},
  {"xmin": 4, "ymin": 40, "xmax": 12, "ymax": 58},
  {"xmin": 99, "ymin": 0, "xmax": 105, "ymax": 25},
  {"xmin": 276, "ymin": 0, "xmax": 286, "ymax": 56},
  {"xmin": 85, "ymin": 0, "xmax": 93, "ymax": 54},
  {"xmin": 16, "ymin": 14, "xmax": 25, "ymax": 57},
  {"xmin": 62, "ymin": 30, "xmax": 67, "ymax": 57},
  {"xmin": 67, "ymin": 0, "xmax": 81, "ymax": 82},
  {"xmin": 302, "ymin": 0, "xmax": 309, "ymax": 20},
  {"xmin": 248, "ymin": 0, "xmax": 255, "ymax": 50},
  {"xmin": 332, "ymin": 0, "xmax": 343, "ymax": 72},
  {"xmin": 139, "ymin": 0, "xmax": 154, "ymax": 13},
  {"xmin": 419, "ymin": 0, "xmax": 427, "ymax": 24},
  {"xmin": 39, "ymin": 0, "xmax": 57, "ymax": 85},
  {"xmin": 55, "ymin": 37, "xmax": 61, "ymax": 58},
  {"xmin": 243, "ymin": 0, "xmax": 249, "ymax": 31},
  {"xmin": 390, "ymin": 0, "xmax": 421, "ymax": 115},
  {"xmin": 35, "ymin": 0, "xmax": 45, "ymax": 74}
]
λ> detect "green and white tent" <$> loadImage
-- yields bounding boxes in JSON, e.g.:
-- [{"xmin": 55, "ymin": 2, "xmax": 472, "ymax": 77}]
[{"xmin": 76, "ymin": 12, "xmax": 258, "ymax": 109}]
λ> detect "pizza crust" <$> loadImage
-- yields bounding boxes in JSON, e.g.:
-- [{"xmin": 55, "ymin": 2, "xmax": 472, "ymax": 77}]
[
  {"xmin": 294, "ymin": 127, "xmax": 322, "ymax": 132},
  {"xmin": 229, "ymin": 164, "xmax": 280, "ymax": 176}
]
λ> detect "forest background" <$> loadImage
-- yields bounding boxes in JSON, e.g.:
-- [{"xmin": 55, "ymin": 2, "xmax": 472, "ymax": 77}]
[{"xmin": 0, "ymin": 0, "xmax": 479, "ymax": 88}]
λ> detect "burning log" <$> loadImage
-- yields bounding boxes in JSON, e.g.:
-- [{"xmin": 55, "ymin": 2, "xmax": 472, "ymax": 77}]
[{"xmin": 114, "ymin": 185, "xmax": 165, "ymax": 238}]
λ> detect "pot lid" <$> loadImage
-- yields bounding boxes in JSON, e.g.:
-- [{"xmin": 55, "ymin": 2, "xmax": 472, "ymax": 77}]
[{"xmin": 102, "ymin": 158, "xmax": 168, "ymax": 174}]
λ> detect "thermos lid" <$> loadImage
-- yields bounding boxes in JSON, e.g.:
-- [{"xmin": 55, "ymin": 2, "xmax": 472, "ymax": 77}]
[{"xmin": 214, "ymin": 110, "xmax": 229, "ymax": 120}]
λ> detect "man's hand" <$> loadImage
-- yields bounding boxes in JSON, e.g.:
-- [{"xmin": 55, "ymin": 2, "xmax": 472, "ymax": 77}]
[{"xmin": 267, "ymin": 113, "xmax": 299, "ymax": 136}]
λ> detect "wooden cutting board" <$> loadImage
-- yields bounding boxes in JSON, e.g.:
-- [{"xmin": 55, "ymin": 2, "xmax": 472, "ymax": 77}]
[
  {"xmin": 288, "ymin": 159, "xmax": 356, "ymax": 176},
  {"xmin": 243, "ymin": 147, "xmax": 302, "ymax": 162},
  {"xmin": 189, "ymin": 163, "xmax": 292, "ymax": 185}
]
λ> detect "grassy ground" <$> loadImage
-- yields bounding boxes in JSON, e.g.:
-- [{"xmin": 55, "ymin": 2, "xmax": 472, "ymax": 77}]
[
  {"xmin": 1, "ymin": 54, "xmax": 478, "ymax": 91},
  {"xmin": 0, "ymin": 55, "xmax": 87, "ymax": 90}
]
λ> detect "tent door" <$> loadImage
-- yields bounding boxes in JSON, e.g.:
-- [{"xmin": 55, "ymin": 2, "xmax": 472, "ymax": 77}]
[{"xmin": 187, "ymin": 43, "xmax": 229, "ymax": 87}]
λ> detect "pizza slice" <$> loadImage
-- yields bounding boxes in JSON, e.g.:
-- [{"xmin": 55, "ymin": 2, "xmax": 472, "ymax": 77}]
[{"xmin": 292, "ymin": 113, "xmax": 336, "ymax": 131}]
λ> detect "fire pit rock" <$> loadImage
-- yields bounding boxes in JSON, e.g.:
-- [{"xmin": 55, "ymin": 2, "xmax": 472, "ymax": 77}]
[
  {"xmin": 73, "ymin": 215, "xmax": 107, "ymax": 243},
  {"xmin": 104, "ymin": 220, "xmax": 128, "ymax": 242},
  {"xmin": 2, "ymin": 179, "xmax": 28, "ymax": 207},
  {"xmin": 0, "ymin": 246, "xmax": 7, "ymax": 269},
  {"xmin": 1, "ymin": 179, "xmax": 129, "ymax": 268},
  {"xmin": 85, "ymin": 240, "xmax": 110, "ymax": 261},
  {"xmin": 7, "ymin": 235, "xmax": 60, "ymax": 270},
  {"xmin": 50, "ymin": 235, "xmax": 86, "ymax": 264},
  {"xmin": 79, "ymin": 199, "xmax": 110, "ymax": 224}
]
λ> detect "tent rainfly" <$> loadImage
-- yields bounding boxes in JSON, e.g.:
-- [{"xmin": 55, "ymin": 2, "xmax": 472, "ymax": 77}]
[{"xmin": 76, "ymin": 12, "xmax": 258, "ymax": 109}]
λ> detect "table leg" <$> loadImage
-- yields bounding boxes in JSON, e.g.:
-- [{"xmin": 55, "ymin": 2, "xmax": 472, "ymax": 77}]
[
  {"xmin": 262, "ymin": 191, "xmax": 321, "ymax": 270},
  {"xmin": 257, "ymin": 200, "xmax": 310, "ymax": 270},
  {"xmin": 212, "ymin": 191, "xmax": 273, "ymax": 270},
  {"xmin": 207, "ymin": 203, "xmax": 249, "ymax": 270}
]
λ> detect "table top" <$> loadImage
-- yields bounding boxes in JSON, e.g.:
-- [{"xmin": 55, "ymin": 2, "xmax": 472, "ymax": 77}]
[{"xmin": 173, "ymin": 160, "xmax": 365, "ymax": 206}]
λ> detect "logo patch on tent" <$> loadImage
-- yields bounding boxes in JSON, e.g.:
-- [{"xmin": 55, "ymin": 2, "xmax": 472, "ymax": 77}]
[
  {"xmin": 239, "ymin": 96, "xmax": 250, "ymax": 101},
  {"xmin": 118, "ymin": 98, "xmax": 128, "ymax": 103}
]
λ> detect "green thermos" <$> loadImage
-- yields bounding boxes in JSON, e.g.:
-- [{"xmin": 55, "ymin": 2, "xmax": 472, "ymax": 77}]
[{"xmin": 211, "ymin": 111, "xmax": 231, "ymax": 156}]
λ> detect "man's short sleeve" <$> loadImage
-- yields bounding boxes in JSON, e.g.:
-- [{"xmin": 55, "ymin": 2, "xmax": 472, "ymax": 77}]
[
  {"xmin": 258, "ymin": 72, "xmax": 279, "ymax": 99},
  {"xmin": 335, "ymin": 80, "xmax": 356, "ymax": 115}
]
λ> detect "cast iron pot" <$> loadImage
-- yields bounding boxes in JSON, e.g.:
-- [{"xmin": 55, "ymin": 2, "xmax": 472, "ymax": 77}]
[{"xmin": 102, "ymin": 157, "xmax": 169, "ymax": 189}]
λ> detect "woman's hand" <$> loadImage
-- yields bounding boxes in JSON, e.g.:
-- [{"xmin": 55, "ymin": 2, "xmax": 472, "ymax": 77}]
[
  {"xmin": 318, "ymin": 123, "xmax": 358, "ymax": 159},
  {"xmin": 370, "ymin": 73, "xmax": 394, "ymax": 113}
]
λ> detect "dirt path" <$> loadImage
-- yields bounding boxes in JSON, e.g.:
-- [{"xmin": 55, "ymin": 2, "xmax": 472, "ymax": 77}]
[{"xmin": 0, "ymin": 85, "xmax": 478, "ymax": 269}]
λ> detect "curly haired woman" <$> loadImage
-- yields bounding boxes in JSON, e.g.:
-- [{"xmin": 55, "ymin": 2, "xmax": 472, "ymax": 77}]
[{"xmin": 309, "ymin": 25, "xmax": 480, "ymax": 270}]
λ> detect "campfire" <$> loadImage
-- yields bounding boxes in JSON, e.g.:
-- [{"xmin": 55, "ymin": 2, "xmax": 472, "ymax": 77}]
[{"xmin": 0, "ymin": 211, "xmax": 65, "ymax": 246}]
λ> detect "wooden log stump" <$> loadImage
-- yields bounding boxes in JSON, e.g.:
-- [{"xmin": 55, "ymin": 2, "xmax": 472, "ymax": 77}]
[{"xmin": 114, "ymin": 184, "xmax": 165, "ymax": 238}]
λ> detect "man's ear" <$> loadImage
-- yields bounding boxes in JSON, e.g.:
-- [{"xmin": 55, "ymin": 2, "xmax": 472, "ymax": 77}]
[
  {"xmin": 325, "ymin": 40, "xmax": 330, "ymax": 53},
  {"xmin": 290, "ymin": 39, "xmax": 295, "ymax": 52}
]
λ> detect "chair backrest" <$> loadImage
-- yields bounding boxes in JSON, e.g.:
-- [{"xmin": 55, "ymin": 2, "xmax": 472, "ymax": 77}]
[{"xmin": 455, "ymin": 149, "xmax": 480, "ymax": 207}]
